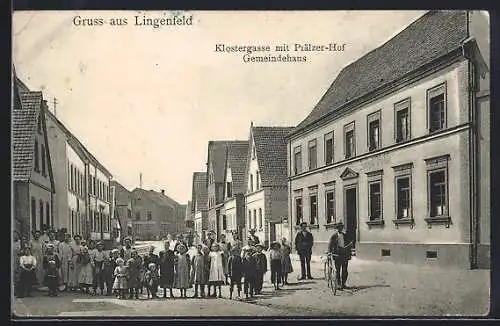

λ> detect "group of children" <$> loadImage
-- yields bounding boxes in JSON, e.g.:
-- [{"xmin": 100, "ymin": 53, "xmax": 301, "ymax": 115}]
[{"xmin": 15, "ymin": 230, "xmax": 295, "ymax": 301}]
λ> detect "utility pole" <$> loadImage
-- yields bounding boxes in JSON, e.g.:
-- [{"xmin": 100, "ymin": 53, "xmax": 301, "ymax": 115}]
[{"xmin": 53, "ymin": 97, "xmax": 58, "ymax": 117}]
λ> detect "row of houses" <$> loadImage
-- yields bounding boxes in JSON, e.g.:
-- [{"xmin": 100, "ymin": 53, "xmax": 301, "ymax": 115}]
[
  {"xmin": 186, "ymin": 11, "xmax": 490, "ymax": 269},
  {"xmin": 12, "ymin": 71, "xmax": 186, "ymax": 244}
]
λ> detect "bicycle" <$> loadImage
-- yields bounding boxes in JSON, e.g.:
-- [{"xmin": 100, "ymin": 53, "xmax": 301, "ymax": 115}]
[{"xmin": 323, "ymin": 252, "xmax": 338, "ymax": 295}]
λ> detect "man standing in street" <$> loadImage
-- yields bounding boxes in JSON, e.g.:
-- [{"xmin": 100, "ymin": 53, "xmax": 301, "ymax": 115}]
[
  {"xmin": 294, "ymin": 222, "xmax": 314, "ymax": 280},
  {"xmin": 328, "ymin": 221, "xmax": 352, "ymax": 290}
]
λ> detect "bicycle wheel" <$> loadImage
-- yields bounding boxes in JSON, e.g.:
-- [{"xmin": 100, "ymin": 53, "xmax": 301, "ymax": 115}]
[
  {"xmin": 324, "ymin": 260, "xmax": 330, "ymax": 288},
  {"xmin": 331, "ymin": 266, "xmax": 337, "ymax": 295}
]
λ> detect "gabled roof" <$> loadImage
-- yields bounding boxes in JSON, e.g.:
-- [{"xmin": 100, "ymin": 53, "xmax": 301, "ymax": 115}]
[
  {"xmin": 225, "ymin": 141, "xmax": 249, "ymax": 195},
  {"xmin": 111, "ymin": 180, "xmax": 131, "ymax": 205},
  {"xmin": 249, "ymin": 126, "xmax": 294, "ymax": 187},
  {"xmin": 292, "ymin": 10, "xmax": 468, "ymax": 135},
  {"xmin": 191, "ymin": 172, "xmax": 208, "ymax": 212},
  {"xmin": 207, "ymin": 140, "xmax": 247, "ymax": 184},
  {"xmin": 12, "ymin": 88, "xmax": 43, "ymax": 181}
]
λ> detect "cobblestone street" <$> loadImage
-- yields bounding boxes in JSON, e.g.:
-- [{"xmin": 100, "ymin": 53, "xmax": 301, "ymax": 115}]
[{"xmin": 12, "ymin": 244, "xmax": 490, "ymax": 317}]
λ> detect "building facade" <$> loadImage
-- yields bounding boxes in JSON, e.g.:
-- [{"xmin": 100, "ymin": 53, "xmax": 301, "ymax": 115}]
[
  {"xmin": 191, "ymin": 172, "xmax": 208, "ymax": 242},
  {"xmin": 245, "ymin": 125, "xmax": 293, "ymax": 247},
  {"xmin": 45, "ymin": 109, "xmax": 114, "ymax": 243},
  {"xmin": 131, "ymin": 188, "xmax": 182, "ymax": 240},
  {"xmin": 13, "ymin": 77, "xmax": 55, "ymax": 236},
  {"xmin": 111, "ymin": 180, "xmax": 133, "ymax": 240},
  {"xmin": 286, "ymin": 11, "xmax": 490, "ymax": 269},
  {"xmin": 221, "ymin": 142, "xmax": 249, "ymax": 243},
  {"xmin": 206, "ymin": 141, "xmax": 247, "ymax": 240}
]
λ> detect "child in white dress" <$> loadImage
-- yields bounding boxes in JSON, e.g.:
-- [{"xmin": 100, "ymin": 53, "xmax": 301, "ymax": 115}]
[{"xmin": 208, "ymin": 243, "xmax": 225, "ymax": 298}]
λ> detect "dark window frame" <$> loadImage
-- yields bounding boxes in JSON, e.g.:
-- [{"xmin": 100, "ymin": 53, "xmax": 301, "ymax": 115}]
[
  {"xmin": 34, "ymin": 140, "xmax": 40, "ymax": 172},
  {"xmin": 368, "ymin": 180, "xmax": 382, "ymax": 221},
  {"xmin": 325, "ymin": 189, "xmax": 336, "ymax": 224},
  {"xmin": 324, "ymin": 131, "xmax": 334, "ymax": 166},
  {"xmin": 394, "ymin": 98, "xmax": 411, "ymax": 143},
  {"xmin": 309, "ymin": 193, "xmax": 318, "ymax": 225},
  {"xmin": 293, "ymin": 145, "xmax": 302, "ymax": 175},
  {"xmin": 344, "ymin": 122, "xmax": 356, "ymax": 159},
  {"xmin": 308, "ymin": 139, "xmax": 317, "ymax": 170},
  {"xmin": 427, "ymin": 83, "xmax": 447, "ymax": 133},
  {"xmin": 295, "ymin": 197, "xmax": 303, "ymax": 225},
  {"xmin": 395, "ymin": 175, "xmax": 412, "ymax": 219},
  {"xmin": 367, "ymin": 111, "xmax": 381, "ymax": 152}
]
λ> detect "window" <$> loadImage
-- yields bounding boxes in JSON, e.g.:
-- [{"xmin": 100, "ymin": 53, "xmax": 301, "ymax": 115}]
[
  {"xmin": 31, "ymin": 197, "xmax": 36, "ymax": 232},
  {"xmin": 428, "ymin": 84, "xmax": 446, "ymax": 133},
  {"xmin": 395, "ymin": 99, "xmax": 410, "ymax": 142},
  {"xmin": 147, "ymin": 211, "xmax": 152, "ymax": 221},
  {"xmin": 253, "ymin": 209, "xmax": 257, "ymax": 230},
  {"xmin": 39, "ymin": 200, "xmax": 44, "ymax": 230},
  {"xmin": 258, "ymin": 208, "xmax": 263, "ymax": 230},
  {"xmin": 308, "ymin": 139, "xmax": 317, "ymax": 170},
  {"xmin": 367, "ymin": 111, "xmax": 381, "ymax": 151},
  {"xmin": 127, "ymin": 209, "xmax": 132, "ymax": 219},
  {"xmin": 252, "ymin": 145, "xmax": 256, "ymax": 160},
  {"xmin": 41, "ymin": 144, "xmax": 46, "ymax": 175},
  {"xmin": 222, "ymin": 215, "xmax": 227, "ymax": 230},
  {"xmin": 34, "ymin": 140, "xmax": 40, "ymax": 172},
  {"xmin": 396, "ymin": 177, "xmax": 411, "ymax": 219},
  {"xmin": 250, "ymin": 174, "xmax": 254, "ymax": 192},
  {"xmin": 46, "ymin": 202, "xmax": 50, "ymax": 227},
  {"xmin": 325, "ymin": 190, "xmax": 335, "ymax": 224},
  {"xmin": 293, "ymin": 146, "xmax": 302, "ymax": 175},
  {"xmin": 226, "ymin": 182, "xmax": 232, "ymax": 197},
  {"xmin": 309, "ymin": 194, "xmax": 317, "ymax": 225},
  {"xmin": 344, "ymin": 122, "xmax": 355, "ymax": 159},
  {"xmin": 429, "ymin": 170, "xmax": 447, "ymax": 217},
  {"xmin": 295, "ymin": 197, "xmax": 303, "ymax": 225},
  {"xmin": 135, "ymin": 211, "xmax": 141, "ymax": 220},
  {"xmin": 324, "ymin": 132, "xmax": 334, "ymax": 165},
  {"xmin": 256, "ymin": 171, "xmax": 260, "ymax": 190},
  {"xmin": 248, "ymin": 210, "xmax": 252, "ymax": 229},
  {"xmin": 368, "ymin": 181, "xmax": 382, "ymax": 221}
]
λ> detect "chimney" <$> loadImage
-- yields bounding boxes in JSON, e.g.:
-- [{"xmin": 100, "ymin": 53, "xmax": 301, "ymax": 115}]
[{"xmin": 161, "ymin": 189, "xmax": 165, "ymax": 195}]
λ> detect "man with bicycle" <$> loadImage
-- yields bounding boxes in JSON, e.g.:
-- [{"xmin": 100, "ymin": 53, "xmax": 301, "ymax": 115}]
[{"xmin": 328, "ymin": 221, "xmax": 352, "ymax": 290}]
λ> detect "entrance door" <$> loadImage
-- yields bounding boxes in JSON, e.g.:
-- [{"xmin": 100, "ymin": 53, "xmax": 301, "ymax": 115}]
[{"xmin": 344, "ymin": 187, "xmax": 357, "ymax": 248}]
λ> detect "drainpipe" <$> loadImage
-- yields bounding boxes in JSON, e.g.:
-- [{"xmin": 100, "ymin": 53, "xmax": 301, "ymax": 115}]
[
  {"xmin": 465, "ymin": 38, "xmax": 479, "ymax": 269},
  {"xmin": 288, "ymin": 139, "xmax": 293, "ymax": 252}
]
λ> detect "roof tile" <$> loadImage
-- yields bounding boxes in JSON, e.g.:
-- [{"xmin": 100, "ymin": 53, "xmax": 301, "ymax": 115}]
[{"xmin": 292, "ymin": 10, "xmax": 468, "ymax": 134}]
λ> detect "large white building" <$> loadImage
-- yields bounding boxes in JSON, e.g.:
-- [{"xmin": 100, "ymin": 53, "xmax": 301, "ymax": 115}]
[
  {"xmin": 286, "ymin": 11, "xmax": 490, "ymax": 269},
  {"xmin": 46, "ymin": 110, "xmax": 115, "ymax": 244}
]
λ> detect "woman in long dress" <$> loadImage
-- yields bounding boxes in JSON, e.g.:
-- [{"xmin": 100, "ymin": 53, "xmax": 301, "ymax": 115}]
[
  {"xmin": 159, "ymin": 241, "xmax": 176, "ymax": 298},
  {"xmin": 78, "ymin": 245, "xmax": 94, "ymax": 294},
  {"xmin": 280, "ymin": 238, "xmax": 293, "ymax": 285},
  {"xmin": 218, "ymin": 234, "xmax": 231, "ymax": 285},
  {"xmin": 58, "ymin": 234, "xmax": 73, "ymax": 290},
  {"xmin": 30, "ymin": 231, "xmax": 45, "ymax": 288},
  {"xmin": 18, "ymin": 246, "xmax": 37, "ymax": 297},
  {"xmin": 208, "ymin": 243, "xmax": 225, "ymax": 298},
  {"xmin": 68, "ymin": 235, "xmax": 82, "ymax": 291},
  {"xmin": 174, "ymin": 244, "xmax": 191, "ymax": 298}
]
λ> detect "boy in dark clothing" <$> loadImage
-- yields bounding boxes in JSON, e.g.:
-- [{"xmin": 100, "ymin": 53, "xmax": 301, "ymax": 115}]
[
  {"xmin": 242, "ymin": 247, "xmax": 257, "ymax": 299},
  {"xmin": 102, "ymin": 252, "xmax": 116, "ymax": 296},
  {"xmin": 227, "ymin": 247, "xmax": 243, "ymax": 299},
  {"xmin": 253, "ymin": 244, "xmax": 267, "ymax": 295},
  {"xmin": 144, "ymin": 263, "xmax": 160, "ymax": 299},
  {"xmin": 43, "ymin": 244, "xmax": 60, "ymax": 297}
]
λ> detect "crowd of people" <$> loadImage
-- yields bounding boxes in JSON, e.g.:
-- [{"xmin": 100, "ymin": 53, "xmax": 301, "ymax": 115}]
[{"xmin": 13, "ymin": 227, "xmax": 295, "ymax": 301}]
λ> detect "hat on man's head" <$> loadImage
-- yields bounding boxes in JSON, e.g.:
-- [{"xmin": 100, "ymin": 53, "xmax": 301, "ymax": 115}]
[
  {"xmin": 255, "ymin": 243, "xmax": 264, "ymax": 249},
  {"xmin": 270, "ymin": 241, "xmax": 281, "ymax": 249},
  {"xmin": 335, "ymin": 221, "xmax": 344, "ymax": 228},
  {"xmin": 299, "ymin": 222, "xmax": 308, "ymax": 227}
]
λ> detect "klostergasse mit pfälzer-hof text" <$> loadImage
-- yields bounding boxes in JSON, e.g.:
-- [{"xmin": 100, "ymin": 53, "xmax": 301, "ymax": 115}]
[{"xmin": 214, "ymin": 43, "xmax": 346, "ymax": 63}]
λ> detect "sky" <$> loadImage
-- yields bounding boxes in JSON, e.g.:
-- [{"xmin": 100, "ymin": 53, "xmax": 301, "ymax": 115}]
[{"xmin": 12, "ymin": 10, "xmax": 426, "ymax": 204}]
